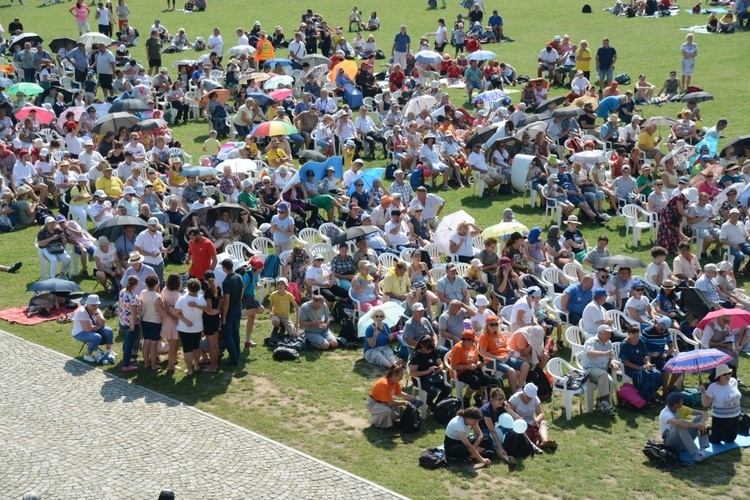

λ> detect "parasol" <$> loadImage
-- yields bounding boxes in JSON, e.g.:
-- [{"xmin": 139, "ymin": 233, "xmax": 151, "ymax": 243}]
[
  {"xmin": 434, "ymin": 210, "xmax": 475, "ymax": 254},
  {"xmin": 358, "ymin": 302, "xmax": 406, "ymax": 339}
]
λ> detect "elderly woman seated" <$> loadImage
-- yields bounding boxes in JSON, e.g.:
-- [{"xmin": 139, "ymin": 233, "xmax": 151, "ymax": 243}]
[
  {"xmin": 71, "ymin": 294, "xmax": 115, "ymax": 362},
  {"xmin": 351, "ymin": 260, "xmax": 383, "ymax": 312}
]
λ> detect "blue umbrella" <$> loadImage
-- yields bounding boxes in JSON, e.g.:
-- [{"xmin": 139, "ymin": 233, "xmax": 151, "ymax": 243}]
[
  {"xmin": 299, "ymin": 155, "xmax": 344, "ymax": 182},
  {"xmin": 246, "ymin": 92, "xmax": 275, "ymax": 107},
  {"xmin": 262, "ymin": 58, "xmax": 292, "ymax": 67},
  {"xmin": 347, "ymin": 168, "xmax": 385, "ymax": 195},
  {"xmin": 27, "ymin": 279, "xmax": 82, "ymax": 293},
  {"xmin": 414, "ymin": 50, "xmax": 442, "ymax": 64},
  {"xmin": 182, "ymin": 167, "xmax": 218, "ymax": 177},
  {"xmin": 467, "ymin": 50, "xmax": 497, "ymax": 62}
]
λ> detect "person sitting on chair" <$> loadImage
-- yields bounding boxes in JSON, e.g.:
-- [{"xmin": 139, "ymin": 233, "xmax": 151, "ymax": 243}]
[{"xmin": 71, "ymin": 294, "xmax": 115, "ymax": 363}]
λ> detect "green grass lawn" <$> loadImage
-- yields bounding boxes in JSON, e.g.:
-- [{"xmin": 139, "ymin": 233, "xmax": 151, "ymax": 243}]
[{"xmin": 3, "ymin": 0, "xmax": 750, "ymax": 498}]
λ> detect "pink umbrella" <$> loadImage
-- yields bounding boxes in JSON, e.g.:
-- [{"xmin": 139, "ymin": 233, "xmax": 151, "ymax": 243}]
[
  {"xmin": 219, "ymin": 141, "xmax": 244, "ymax": 152},
  {"xmin": 269, "ymin": 88, "xmax": 293, "ymax": 101},
  {"xmin": 697, "ymin": 309, "xmax": 750, "ymax": 331},
  {"xmin": 63, "ymin": 106, "xmax": 87, "ymax": 121},
  {"xmin": 15, "ymin": 105, "xmax": 55, "ymax": 124}
]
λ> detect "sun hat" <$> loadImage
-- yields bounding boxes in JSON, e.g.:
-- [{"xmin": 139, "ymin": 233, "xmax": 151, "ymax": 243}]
[
  {"xmin": 128, "ymin": 251, "xmax": 145, "ymax": 264},
  {"xmin": 661, "ymin": 279, "xmax": 676, "ymax": 289},
  {"xmin": 276, "ymin": 277, "xmax": 288, "ymax": 286},
  {"xmin": 123, "ymin": 186, "xmax": 136, "ymax": 195},
  {"xmin": 715, "ymin": 364, "xmax": 732, "ymax": 377},
  {"xmin": 524, "ymin": 383, "xmax": 538, "ymax": 398},
  {"xmin": 682, "ymin": 187, "xmax": 699, "ymax": 203},
  {"xmin": 717, "ymin": 261, "xmax": 732, "ymax": 272},
  {"xmin": 313, "ymin": 254, "xmax": 325, "ymax": 261},
  {"xmin": 565, "ymin": 215, "xmax": 581, "ymax": 225},
  {"xmin": 97, "ymin": 236, "xmax": 110, "ymax": 247},
  {"xmin": 85, "ymin": 294, "xmax": 101, "ymax": 306},
  {"xmin": 475, "ymin": 294, "xmax": 489, "ymax": 307},
  {"xmin": 461, "ymin": 329, "xmax": 477, "ymax": 340},
  {"xmin": 704, "ymin": 263, "xmax": 718, "ymax": 272}
]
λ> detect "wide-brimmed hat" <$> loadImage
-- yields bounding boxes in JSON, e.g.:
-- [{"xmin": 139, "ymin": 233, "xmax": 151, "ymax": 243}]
[{"xmin": 128, "ymin": 251, "xmax": 145, "ymax": 264}]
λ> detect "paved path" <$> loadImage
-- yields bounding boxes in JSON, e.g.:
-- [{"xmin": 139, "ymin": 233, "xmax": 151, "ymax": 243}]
[{"xmin": 0, "ymin": 331, "xmax": 406, "ymax": 500}]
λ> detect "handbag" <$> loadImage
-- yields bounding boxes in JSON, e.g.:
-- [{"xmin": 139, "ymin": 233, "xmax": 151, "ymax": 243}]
[{"xmin": 45, "ymin": 241, "xmax": 66, "ymax": 254}]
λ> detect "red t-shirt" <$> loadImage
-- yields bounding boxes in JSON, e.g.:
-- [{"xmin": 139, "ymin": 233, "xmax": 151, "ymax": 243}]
[
  {"xmin": 188, "ymin": 237, "xmax": 217, "ymax": 279},
  {"xmin": 446, "ymin": 65, "xmax": 463, "ymax": 79}
]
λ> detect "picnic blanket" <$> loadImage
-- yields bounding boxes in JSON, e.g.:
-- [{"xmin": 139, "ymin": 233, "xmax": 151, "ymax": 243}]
[
  {"xmin": 680, "ymin": 25, "xmax": 715, "ymax": 34},
  {"xmin": 679, "ymin": 434, "xmax": 750, "ymax": 464},
  {"xmin": 0, "ymin": 306, "xmax": 75, "ymax": 326},
  {"xmin": 684, "ymin": 7, "xmax": 728, "ymax": 14}
]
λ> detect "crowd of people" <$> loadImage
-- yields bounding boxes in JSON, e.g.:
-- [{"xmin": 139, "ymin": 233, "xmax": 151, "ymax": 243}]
[{"xmin": 0, "ymin": 0, "xmax": 749, "ymax": 473}]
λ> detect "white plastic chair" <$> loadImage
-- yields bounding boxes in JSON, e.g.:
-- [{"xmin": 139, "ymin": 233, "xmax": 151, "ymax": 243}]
[
  {"xmin": 550, "ymin": 295, "xmax": 570, "ymax": 324},
  {"xmin": 423, "ymin": 243, "xmax": 442, "ymax": 267},
  {"xmin": 621, "ymin": 204, "xmax": 654, "ymax": 247},
  {"xmin": 523, "ymin": 180, "xmax": 538, "ymax": 208},
  {"xmin": 225, "ymin": 241, "xmax": 253, "ymax": 262},
  {"xmin": 295, "ymin": 227, "xmax": 320, "ymax": 250},
  {"xmin": 546, "ymin": 357, "xmax": 585, "ymax": 421},
  {"xmin": 378, "ymin": 252, "xmax": 398, "ymax": 269},
  {"xmin": 498, "ymin": 305, "xmax": 514, "ymax": 330},
  {"xmin": 472, "ymin": 235, "xmax": 484, "ymax": 251},
  {"xmin": 250, "ymin": 237, "xmax": 275, "ymax": 256},
  {"xmin": 278, "ymin": 250, "xmax": 292, "ymax": 279},
  {"xmin": 540, "ymin": 267, "xmax": 568, "ymax": 299},
  {"xmin": 444, "ymin": 351, "xmax": 468, "ymax": 407},
  {"xmin": 309, "ymin": 243, "xmax": 335, "ymax": 262},
  {"xmin": 318, "ymin": 223, "xmax": 342, "ymax": 245},
  {"xmin": 411, "ymin": 370, "xmax": 448, "ymax": 419},
  {"xmin": 606, "ymin": 309, "xmax": 638, "ymax": 339},
  {"xmin": 169, "ymin": 147, "xmax": 194, "ymax": 166},
  {"xmin": 454, "ymin": 262, "xmax": 471, "ymax": 278},
  {"xmin": 542, "ymin": 190, "xmax": 562, "ymax": 227},
  {"xmin": 565, "ymin": 326, "xmax": 587, "ymax": 362},
  {"xmin": 563, "ymin": 261, "xmax": 583, "ymax": 283},
  {"xmin": 429, "ymin": 267, "xmax": 445, "ymax": 284},
  {"xmin": 573, "ymin": 351, "xmax": 616, "ymax": 413}
]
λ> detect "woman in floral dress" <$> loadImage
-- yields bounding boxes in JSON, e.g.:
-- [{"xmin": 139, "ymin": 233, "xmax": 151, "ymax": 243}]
[{"xmin": 657, "ymin": 189, "xmax": 691, "ymax": 254}]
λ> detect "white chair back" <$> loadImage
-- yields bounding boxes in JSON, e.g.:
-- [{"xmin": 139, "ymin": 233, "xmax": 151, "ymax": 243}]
[{"xmin": 250, "ymin": 237, "xmax": 275, "ymax": 256}]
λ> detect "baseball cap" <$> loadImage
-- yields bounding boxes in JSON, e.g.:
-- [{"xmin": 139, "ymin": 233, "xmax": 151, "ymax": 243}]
[
  {"xmin": 593, "ymin": 287, "xmax": 608, "ymax": 298},
  {"xmin": 666, "ymin": 392, "xmax": 684, "ymax": 406},
  {"xmin": 597, "ymin": 324, "xmax": 614, "ymax": 333},
  {"xmin": 411, "ymin": 302, "xmax": 425, "ymax": 312},
  {"xmin": 503, "ymin": 208, "xmax": 514, "ymax": 218},
  {"xmin": 527, "ymin": 286, "xmax": 542, "ymax": 298},
  {"xmin": 704, "ymin": 263, "xmax": 718, "ymax": 272},
  {"xmin": 461, "ymin": 329, "xmax": 476, "ymax": 340},
  {"xmin": 147, "ymin": 217, "xmax": 159, "ymax": 225},
  {"xmin": 277, "ymin": 202, "xmax": 289, "ymax": 212},
  {"xmin": 658, "ymin": 317, "xmax": 672, "ymax": 328}
]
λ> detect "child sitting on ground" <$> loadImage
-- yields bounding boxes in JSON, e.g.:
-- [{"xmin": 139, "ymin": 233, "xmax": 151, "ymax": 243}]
[
  {"xmin": 202, "ymin": 129, "xmax": 221, "ymax": 156},
  {"xmin": 269, "ymin": 277, "xmax": 300, "ymax": 338}
]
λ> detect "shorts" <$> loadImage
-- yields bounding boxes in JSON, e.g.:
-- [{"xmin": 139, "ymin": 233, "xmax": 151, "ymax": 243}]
[
  {"xmin": 141, "ymin": 320, "xmax": 162, "ymax": 341},
  {"xmin": 457, "ymin": 369, "xmax": 491, "ymax": 390},
  {"xmin": 178, "ymin": 330, "xmax": 201, "ymax": 353},
  {"xmin": 486, "ymin": 356, "xmax": 525, "ymax": 373},
  {"xmin": 274, "ymin": 240, "xmax": 293, "ymax": 254},
  {"xmin": 242, "ymin": 295, "xmax": 261, "ymax": 310},
  {"xmin": 77, "ymin": 20, "xmax": 90, "ymax": 32},
  {"xmin": 597, "ymin": 68, "xmax": 614, "ymax": 84},
  {"xmin": 304, "ymin": 329, "xmax": 336, "ymax": 347},
  {"xmin": 467, "ymin": 81, "xmax": 482, "ymax": 90},
  {"xmin": 73, "ymin": 245, "xmax": 96, "ymax": 257},
  {"xmin": 99, "ymin": 73, "xmax": 113, "ymax": 90},
  {"xmin": 694, "ymin": 226, "xmax": 720, "ymax": 240},
  {"xmin": 149, "ymin": 58, "xmax": 162, "ymax": 69}
]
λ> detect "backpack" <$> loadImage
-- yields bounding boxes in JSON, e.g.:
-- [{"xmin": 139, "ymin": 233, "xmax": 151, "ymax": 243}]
[
  {"xmin": 503, "ymin": 431, "xmax": 533, "ymax": 458},
  {"xmin": 617, "ymin": 383, "xmax": 647, "ymax": 410},
  {"xmin": 526, "ymin": 367, "xmax": 552, "ymax": 400},
  {"xmin": 272, "ymin": 346, "xmax": 301, "ymax": 361},
  {"xmin": 385, "ymin": 163, "xmax": 399, "ymax": 180},
  {"xmin": 35, "ymin": 205, "xmax": 54, "ymax": 226},
  {"xmin": 95, "ymin": 350, "xmax": 116, "ymax": 365},
  {"xmin": 432, "ymin": 397, "xmax": 462, "ymax": 425},
  {"xmin": 261, "ymin": 254, "xmax": 281, "ymax": 279},
  {"xmin": 410, "ymin": 166, "xmax": 424, "ymax": 189},
  {"xmin": 400, "ymin": 403, "xmax": 422, "ymax": 434},
  {"xmin": 521, "ymin": 274, "xmax": 547, "ymax": 297},
  {"xmin": 582, "ymin": 4, "xmax": 592, "ymax": 13},
  {"xmin": 419, "ymin": 448, "xmax": 449, "ymax": 469},
  {"xmin": 681, "ymin": 387, "xmax": 703, "ymax": 407},
  {"xmin": 642, "ymin": 439, "xmax": 682, "ymax": 471},
  {"xmin": 739, "ymin": 414, "xmax": 750, "ymax": 436},
  {"xmin": 615, "ymin": 74, "xmax": 631, "ymax": 86},
  {"xmin": 553, "ymin": 368, "xmax": 588, "ymax": 391}
]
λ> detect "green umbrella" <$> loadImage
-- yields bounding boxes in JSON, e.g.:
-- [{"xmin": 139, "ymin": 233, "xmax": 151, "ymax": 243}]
[{"xmin": 8, "ymin": 82, "xmax": 44, "ymax": 96}]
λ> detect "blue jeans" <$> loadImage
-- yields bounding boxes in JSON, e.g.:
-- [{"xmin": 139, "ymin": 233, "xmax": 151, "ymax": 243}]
[
  {"xmin": 224, "ymin": 306, "xmax": 242, "ymax": 364},
  {"xmin": 288, "ymin": 133, "xmax": 305, "ymax": 155},
  {"xmin": 74, "ymin": 326, "xmax": 114, "ymax": 353},
  {"xmin": 729, "ymin": 243, "xmax": 750, "ymax": 273},
  {"xmin": 234, "ymin": 123, "xmax": 250, "ymax": 137},
  {"xmin": 121, "ymin": 324, "xmax": 140, "ymax": 367}
]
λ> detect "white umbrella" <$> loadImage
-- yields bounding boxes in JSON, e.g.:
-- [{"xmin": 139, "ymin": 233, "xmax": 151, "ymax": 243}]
[
  {"xmin": 78, "ymin": 32, "xmax": 111, "ymax": 48},
  {"xmin": 280, "ymin": 170, "xmax": 300, "ymax": 194},
  {"xmin": 414, "ymin": 50, "xmax": 442, "ymax": 64},
  {"xmin": 514, "ymin": 121, "xmax": 549, "ymax": 139},
  {"xmin": 263, "ymin": 75, "xmax": 294, "ymax": 90},
  {"xmin": 434, "ymin": 210, "xmax": 475, "ymax": 254},
  {"xmin": 430, "ymin": 105, "xmax": 445, "ymax": 119},
  {"xmin": 357, "ymin": 302, "xmax": 406, "ymax": 338},
  {"xmin": 712, "ymin": 182, "xmax": 745, "ymax": 212},
  {"xmin": 215, "ymin": 158, "xmax": 261, "ymax": 175},
  {"xmin": 570, "ymin": 151, "xmax": 608, "ymax": 164},
  {"xmin": 227, "ymin": 45, "xmax": 256, "ymax": 56},
  {"xmin": 467, "ymin": 50, "xmax": 497, "ymax": 62},
  {"xmin": 403, "ymin": 95, "xmax": 437, "ymax": 116},
  {"xmin": 300, "ymin": 54, "xmax": 332, "ymax": 67}
]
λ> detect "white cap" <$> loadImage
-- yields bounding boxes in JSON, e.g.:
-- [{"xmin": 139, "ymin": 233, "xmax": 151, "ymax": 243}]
[
  {"xmin": 411, "ymin": 302, "xmax": 425, "ymax": 312},
  {"xmin": 475, "ymin": 294, "xmax": 489, "ymax": 307},
  {"xmin": 147, "ymin": 217, "xmax": 159, "ymax": 225},
  {"xmin": 524, "ymin": 383, "xmax": 538, "ymax": 398},
  {"xmin": 242, "ymin": 178, "xmax": 253, "ymax": 188}
]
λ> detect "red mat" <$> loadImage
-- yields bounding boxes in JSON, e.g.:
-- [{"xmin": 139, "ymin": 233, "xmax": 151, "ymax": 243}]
[{"xmin": 0, "ymin": 306, "xmax": 77, "ymax": 326}]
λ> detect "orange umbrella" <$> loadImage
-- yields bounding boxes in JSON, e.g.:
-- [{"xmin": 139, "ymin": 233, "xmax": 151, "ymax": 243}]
[
  {"xmin": 689, "ymin": 163, "xmax": 723, "ymax": 188},
  {"xmin": 199, "ymin": 89, "xmax": 231, "ymax": 108},
  {"xmin": 329, "ymin": 59, "xmax": 358, "ymax": 85}
]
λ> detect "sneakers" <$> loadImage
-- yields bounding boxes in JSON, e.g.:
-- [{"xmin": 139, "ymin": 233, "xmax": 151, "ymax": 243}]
[
  {"xmin": 691, "ymin": 451, "xmax": 706, "ymax": 462},
  {"xmin": 600, "ymin": 399, "xmax": 615, "ymax": 415},
  {"xmin": 122, "ymin": 365, "xmax": 137, "ymax": 372},
  {"xmin": 83, "ymin": 354, "xmax": 96, "ymax": 362},
  {"xmin": 244, "ymin": 341, "xmax": 257, "ymax": 348},
  {"xmin": 7, "ymin": 262, "xmax": 21, "ymax": 273}
]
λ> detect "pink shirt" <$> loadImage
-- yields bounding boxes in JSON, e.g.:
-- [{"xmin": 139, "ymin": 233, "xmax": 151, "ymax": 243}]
[{"xmin": 75, "ymin": 5, "xmax": 89, "ymax": 21}]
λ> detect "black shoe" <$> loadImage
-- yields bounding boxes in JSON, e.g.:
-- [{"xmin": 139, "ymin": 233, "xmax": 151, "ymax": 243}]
[
  {"xmin": 606, "ymin": 208, "xmax": 617, "ymax": 216},
  {"xmin": 473, "ymin": 393, "xmax": 483, "ymax": 406},
  {"xmin": 462, "ymin": 397, "xmax": 471, "ymax": 409},
  {"xmin": 480, "ymin": 449, "xmax": 496, "ymax": 459},
  {"xmin": 7, "ymin": 262, "xmax": 21, "ymax": 273},
  {"xmin": 700, "ymin": 253, "xmax": 709, "ymax": 261}
]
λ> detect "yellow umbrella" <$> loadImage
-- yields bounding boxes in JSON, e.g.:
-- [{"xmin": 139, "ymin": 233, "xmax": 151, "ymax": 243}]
[
  {"xmin": 481, "ymin": 221, "xmax": 529, "ymax": 240},
  {"xmin": 329, "ymin": 59, "xmax": 358, "ymax": 85}
]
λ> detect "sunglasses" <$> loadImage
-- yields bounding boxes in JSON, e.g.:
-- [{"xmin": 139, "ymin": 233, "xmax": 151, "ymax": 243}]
[
  {"xmin": 634, "ymin": 288, "xmax": 644, "ymax": 292},
  {"xmin": 355, "ymin": 183, "xmax": 364, "ymax": 187},
  {"xmin": 374, "ymin": 315, "xmax": 384, "ymax": 319},
  {"xmin": 655, "ymin": 183, "xmax": 663, "ymax": 186},
  {"xmin": 729, "ymin": 193, "xmax": 737, "ymax": 196},
  {"xmin": 487, "ymin": 322, "xmax": 499, "ymax": 327}
]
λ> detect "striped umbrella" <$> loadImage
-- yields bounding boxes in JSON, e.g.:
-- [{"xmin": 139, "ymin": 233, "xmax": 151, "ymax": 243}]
[
  {"xmin": 251, "ymin": 121, "xmax": 298, "ymax": 138},
  {"xmin": 662, "ymin": 349, "xmax": 733, "ymax": 374}
]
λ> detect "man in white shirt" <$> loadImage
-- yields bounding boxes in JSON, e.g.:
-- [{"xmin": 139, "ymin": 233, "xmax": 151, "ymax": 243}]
[
  {"xmin": 354, "ymin": 106, "xmax": 386, "ymax": 158},
  {"xmin": 468, "ymin": 142, "xmax": 503, "ymax": 194},
  {"xmin": 236, "ymin": 28, "xmax": 249, "ymax": 46},
  {"xmin": 687, "ymin": 191, "xmax": 721, "ymax": 258},
  {"xmin": 207, "ymin": 27, "xmax": 224, "ymax": 61},
  {"xmin": 78, "ymin": 140, "xmax": 104, "ymax": 174},
  {"xmin": 622, "ymin": 115, "xmax": 642, "ymax": 146},
  {"xmin": 342, "ymin": 159, "xmax": 364, "ymax": 190},
  {"xmin": 89, "ymin": 190, "xmax": 114, "ymax": 227},
  {"xmin": 134, "ymin": 217, "xmax": 167, "ymax": 284},
  {"xmin": 117, "ymin": 153, "xmax": 137, "ymax": 181},
  {"xmin": 659, "ymin": 391, "xmax": 709, "ymax": 463},
  {"xmin": 645, "ymin": 247, "xmax": 678, "ymax": 288},
  {"xmin": 384, "ymin": 210, "xmax": 413, "ymax": 250},
  {"xmin": 511, "ymin": 287, "xmax": 542, "ymax": 331},
  {"xmin": 570, "ymin": 70, "xmax": 590, "ymax": 96},
  {"xmin": 124, "ymin": 134, "xmax": 147, "ymax": 163},
  {"xmin": 581, "ymin": 288, "xmax": 615, "ymax": 337},
  {"xmin": 314, "ymin": 89, "xmax": 337, "ymax": 114},
  {"xmin": 409, "ymin": 186, "xmax": 444, "ymax": 229},
  {"xmin": 370, "ymin": 196, "xmax": 393, "ymax": 230},
  {"xmin": 288, "ymin": 31, "xmax": 306, "ymax": 70},
  {"xmin": 720, "ymin": 208, "xmax": 750, "ymax": 274},
  {"xmin": 190, "ymin": 190, "xmax": 214, "ymax": 211},
  {"xmin": 537, "ymin": 45, "xmax": 559, "ymax": 79}
]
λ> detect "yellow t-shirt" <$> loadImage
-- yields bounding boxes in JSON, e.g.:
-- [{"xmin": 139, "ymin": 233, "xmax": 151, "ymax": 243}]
[
  {"xmin": 151, "ymin": 176, "xmax": 167, "ymax": 194},
  {"xmin": 269, "ymin": 290, "xmax": 296, "ymax": 317},
  {"xmin": 203, "ymin": 138, "xmax": 221, "ymax": 155},
  {"xmin": 638, "ymin": 130, "xmax": 655, "ymax": 149},
  {"xmin": 383, "ymin": 271, "xmax": 410, "ymax": 298},
  {"xmin": 267, "ymin": 147, "xmax": 289, "ymax": 166},
  {"xmin": 576, "ymin": 48, "xmax": 592, "ymax": 72},
  {"xmin": 344, "ymin": 147, "xmax": 356, "ymax": 166},
  {"xmin": 96, "ymin": 176, "xmax": 124, "ymax": 197},
  {"xmin": 266, "ymin": 106, "xmax": 278, "ymax": 121}
]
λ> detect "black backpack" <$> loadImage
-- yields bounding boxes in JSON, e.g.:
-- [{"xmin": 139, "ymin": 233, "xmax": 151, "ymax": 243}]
[
  {"xmin": 642, "ymin": 440, "xmax": 682, "ymax": 471},
  {"xmin": 615, "ymin": 73, "xmax": 632, "ymax": 85},
  {"xmin": 385, "ymin": 163, "xmax": 399, "ymax": 180},
  {"xmin": 526, "ymin": 367, "xmax": 552, "ymax": 400},
  {"xmin": 503, "ymin": 431, "xmax": 533, "ymax": 458},
  {"xmin": 432, "ymin": 397, "xmax": 462, "ymax": 425},
  {"xmin": 582, "ymin": 4, "xmax": 592, "ymax": 13},
  {"xmin": 400, "ymin": 403, "xmax": 422, "ymax": 434},
  {"xmin": 419, "ymin": 448, "xmax": 449, "ymax": 469},
  {"xmin": 272, "ymin": 346, "xmax": 300, "ymax": 362}
]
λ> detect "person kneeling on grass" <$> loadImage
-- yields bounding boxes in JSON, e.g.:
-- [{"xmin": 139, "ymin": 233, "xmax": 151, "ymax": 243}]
[
  {"xmin": 659, "ymin": 391, "xmax": 709, "ymax": 462},
  {"xmin": 367, "ymin": 364, "xmax": 418, "ymax": 429},
  {"xmin": 72, "ymin": 294, "xmax": 115, "ymax": 363},
  {"xmin": 298, "ymin": 293, "xmax": 338, "ymax": 351},
  {"xmin": 444, "ymin": 406, "xmax": 493, "ymax": 466},
  {"xmin": 269, "ymin": 277, "xmax": 300, "ymax": 337}
]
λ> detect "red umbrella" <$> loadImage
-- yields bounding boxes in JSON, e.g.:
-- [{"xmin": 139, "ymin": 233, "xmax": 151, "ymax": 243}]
[
  {"xmin": 15, "ymin": 105, "xmax": 55, "ymax": 124},
  {"xmin": 697, "ymin": 309, "xmax": 750, "ymax": 331},
  {"xmin": 269, "ymin": 88, "xmax": 292, "ymax": 101}
]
